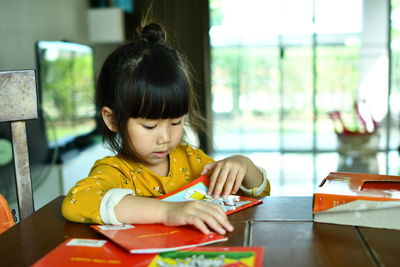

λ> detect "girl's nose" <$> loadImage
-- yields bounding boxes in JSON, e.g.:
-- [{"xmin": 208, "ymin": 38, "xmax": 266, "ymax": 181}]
[{"xmin": 157, "ymin": 128, "xmax": 170, "ymax": 144}]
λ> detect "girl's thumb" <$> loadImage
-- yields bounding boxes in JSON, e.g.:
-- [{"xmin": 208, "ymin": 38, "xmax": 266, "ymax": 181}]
[{"xmin": 200, "ymin": 162, "xmax": 217, "ymax": 175}]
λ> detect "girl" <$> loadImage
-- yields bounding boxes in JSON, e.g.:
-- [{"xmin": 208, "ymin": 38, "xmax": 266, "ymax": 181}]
[{"xmin": 62, "ymin": 23, "xmax": 270, "ymax": 235}]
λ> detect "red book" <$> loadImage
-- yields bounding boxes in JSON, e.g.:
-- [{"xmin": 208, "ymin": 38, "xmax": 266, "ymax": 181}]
[
  {"xmin": 91, "ymin": 224, "xmax": 228, "ymax": 254},
  {"xmin": 157, "ymin": 176, "xmax": 263, "ymax": 215},
  {"xmin": 32, "ymin": 238, "xmax": 263, "ymax": 267},
  {"xmin": 31, "ymin": 238, "xmax": 153, "ymax": 267}
]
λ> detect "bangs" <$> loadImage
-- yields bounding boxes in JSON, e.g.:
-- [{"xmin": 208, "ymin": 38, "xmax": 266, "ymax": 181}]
[{"xmin": 125, "ymin": 48, "xmax": 190, "ymax": 119}]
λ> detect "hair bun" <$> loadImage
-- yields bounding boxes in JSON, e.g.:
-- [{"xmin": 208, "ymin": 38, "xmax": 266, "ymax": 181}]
[{"xmin": 140, "ymin": 23, "xmax": 166, "ymax": 45}]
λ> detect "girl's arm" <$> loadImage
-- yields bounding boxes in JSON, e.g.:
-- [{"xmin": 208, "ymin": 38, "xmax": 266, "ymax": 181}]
[
  {"xmin": 114, "ymin": 195, "xmax": 234, "ymax": 235},
  {"xmin": 201, "ymin": 155, "xmax": 265, "ymax": 199}
]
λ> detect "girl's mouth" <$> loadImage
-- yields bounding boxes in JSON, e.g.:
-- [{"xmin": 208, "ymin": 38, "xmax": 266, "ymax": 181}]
[{"xmin": 153, "ymin": 151, "xmax": 168, "ymax": 158}]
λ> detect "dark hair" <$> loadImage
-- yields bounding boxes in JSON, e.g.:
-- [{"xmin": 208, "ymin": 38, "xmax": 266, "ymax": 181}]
[{"xmin": 96, "ymin": 23, "xmax": 203, "ymax": 157}]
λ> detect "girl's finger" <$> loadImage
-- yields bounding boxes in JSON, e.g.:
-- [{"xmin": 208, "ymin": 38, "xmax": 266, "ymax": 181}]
[
  {"xmin": 232, "ymin": 169, "xmax": 245, "ymax": 194},
  {"xmin": 200, "ymin": 162, "xmax": 217, "ymax": 176},
  {"xmin": 212, "ymin": 162, "xmax": 234, "ymax": 198},
  {"xmin": 208, "ymin": 163, "xmax": 222, "ymax": 195},
  {"xmin": 222, "ymin": 169, "xmax": 239, "ymax": 197},
  {"xmin": 209, "ymin": 208, "xmax": 234, "ymax": 232},
  {"xmin": 202, "ymin": 214, "xmax": 227, "ymax": 235},
  {"xmin": 210, "ymin": 171, "xmax": 228, "ymax": 199},
  {"xmin": 201, "ymin": 204, "xmax": 233, "ymax": 234},
  {"xmin": 190, "ymin": 217, "xmax": 211, "ymax": 235}
]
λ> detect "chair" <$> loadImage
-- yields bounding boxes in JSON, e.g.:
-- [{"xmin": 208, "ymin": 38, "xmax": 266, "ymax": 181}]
[{"xmin": 0, "ymin": 70, "xmax": 37, "ymax": 222}]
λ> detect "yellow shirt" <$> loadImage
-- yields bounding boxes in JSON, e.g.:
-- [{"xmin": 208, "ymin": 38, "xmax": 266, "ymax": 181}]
[
  {"xmin": 62, "ymin": 144, "xmax": 214, "ymax": 224},
  {"xmin": 62, "ymin": 144, "xmax": 270, "ymax": 224}
]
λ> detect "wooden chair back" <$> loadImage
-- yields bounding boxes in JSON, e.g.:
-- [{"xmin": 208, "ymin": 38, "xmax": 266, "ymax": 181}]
[{"xmin": 0, "ymin": 70, "xmax": 37, "ymax": 221}]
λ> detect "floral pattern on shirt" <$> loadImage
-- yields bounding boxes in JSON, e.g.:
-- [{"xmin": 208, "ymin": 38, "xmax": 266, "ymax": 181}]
[{"xmin": 61, "ymin": 144, "xmax": 215, "ymax": 224}]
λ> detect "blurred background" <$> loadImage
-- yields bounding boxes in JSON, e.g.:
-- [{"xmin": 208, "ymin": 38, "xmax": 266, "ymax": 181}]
[{"xmin": 208, "ymin": 0, "xmax": 400, "ymax": 195}]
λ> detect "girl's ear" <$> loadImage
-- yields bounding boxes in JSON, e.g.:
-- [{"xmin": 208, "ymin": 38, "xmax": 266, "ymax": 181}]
[{"xmin": 101, "ymin": 106, "xmax": 118, "ymax": 132}]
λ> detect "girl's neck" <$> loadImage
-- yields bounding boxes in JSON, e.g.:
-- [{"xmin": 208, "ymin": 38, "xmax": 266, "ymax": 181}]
[{"xmin": 144, "ymin": 157, "xmax": 170, "ymax": 177}]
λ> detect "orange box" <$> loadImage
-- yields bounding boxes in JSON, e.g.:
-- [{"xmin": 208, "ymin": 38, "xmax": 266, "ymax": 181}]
[{"xmin": 313, "ymin": 172, "xmax": 400, "ymax": 230}]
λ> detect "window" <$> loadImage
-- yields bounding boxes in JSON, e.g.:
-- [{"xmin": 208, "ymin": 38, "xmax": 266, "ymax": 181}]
[{"xmin": 210, "ymin": 0, "xmax": 397, "ymax": 157}]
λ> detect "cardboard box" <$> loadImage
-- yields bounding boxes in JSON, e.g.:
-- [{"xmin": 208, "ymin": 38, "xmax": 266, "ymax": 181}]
[{"xmin": 313, "ymin": 172, "xmax": 400, "ymax": 230}]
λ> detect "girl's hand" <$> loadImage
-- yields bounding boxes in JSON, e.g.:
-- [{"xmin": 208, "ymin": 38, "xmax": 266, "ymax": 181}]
[
  {"xmin": 201, "ymin": 155, "xmax": 250, "ymax": 199},
  {"xmin": 161, "ymin": 201, "xmax": 234, "ymax": 235}
]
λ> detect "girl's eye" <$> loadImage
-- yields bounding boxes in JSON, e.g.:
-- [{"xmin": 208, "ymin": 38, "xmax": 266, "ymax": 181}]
[
  {"xmin": 143, "ymin": 125, "xmax": 156, "ymax": 129},
  {"xmin": 171, "ymin": 120, "xmax": 182, "ymax": 126}
]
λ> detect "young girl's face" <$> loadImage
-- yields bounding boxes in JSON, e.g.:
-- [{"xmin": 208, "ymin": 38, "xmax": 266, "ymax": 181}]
[{"xmin": 126, "ymin": 117, "xmax": 184, "ymax": 169}]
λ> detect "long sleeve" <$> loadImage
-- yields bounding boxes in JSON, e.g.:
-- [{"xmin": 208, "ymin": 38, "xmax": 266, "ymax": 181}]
[{"xmin": 61, "ymin": 157, "xmax": 133, "ymax": 224}]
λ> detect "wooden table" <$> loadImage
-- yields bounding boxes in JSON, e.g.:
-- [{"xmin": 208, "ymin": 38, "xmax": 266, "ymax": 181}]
[{"xmin": 0, "ymin": 196, "xmax": 399, "ymax": 266}]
